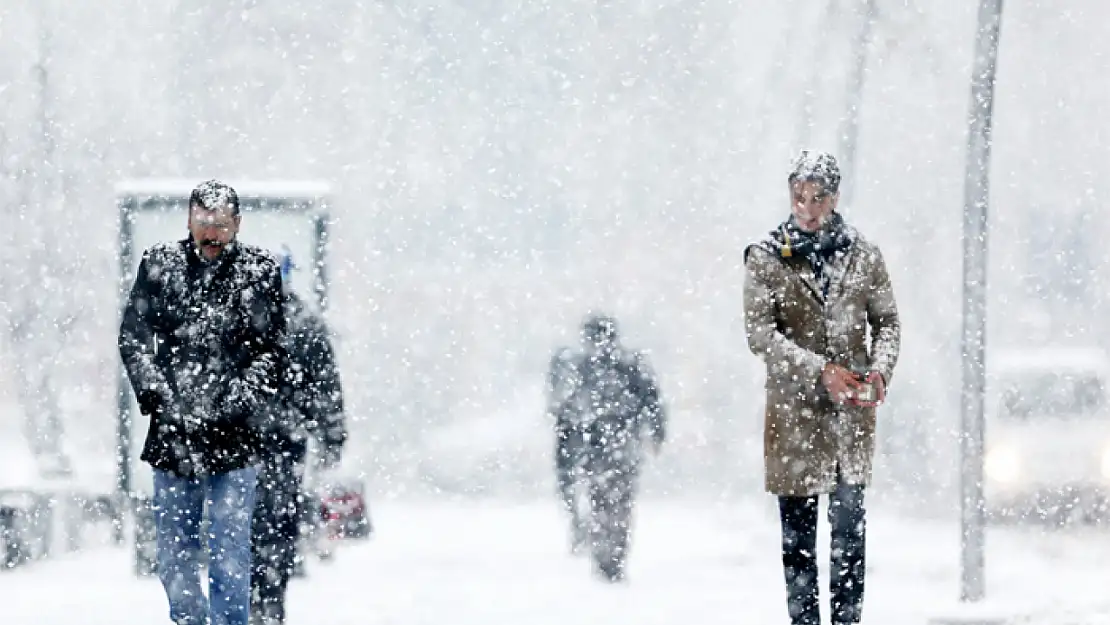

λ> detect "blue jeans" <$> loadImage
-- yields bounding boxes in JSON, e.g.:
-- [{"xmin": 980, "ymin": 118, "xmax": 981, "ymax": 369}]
[{"xmin": 153, "ymin": 466, "xmax": 258, "ymax": 625}]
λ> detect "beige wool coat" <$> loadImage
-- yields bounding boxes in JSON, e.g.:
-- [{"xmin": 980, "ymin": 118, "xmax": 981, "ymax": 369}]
[{"xmin": 743, "ymin": 225, "xmax": 900, "ymax": 497}]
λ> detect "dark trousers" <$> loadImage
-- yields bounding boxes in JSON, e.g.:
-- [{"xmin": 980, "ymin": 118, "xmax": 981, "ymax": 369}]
[
  {"xmin": 250, "ymin": 541, "xmax": 295, "ymax": 624},
  {"xmin": 778, "ymin": 482, "xmax": 866, "ymax": 625},
  {"xmin": 587, "ymin": 462, "xmax": 637, "ymax": 581},
  {"xmin": 250, "ymin": 454, "xmax": 302, "ymax": 625},
  {"xmin": 555, "ymin": 430, "xmax": 588, "ymax": 544}
]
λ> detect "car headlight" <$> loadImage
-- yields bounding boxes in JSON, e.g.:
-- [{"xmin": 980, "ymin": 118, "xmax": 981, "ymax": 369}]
[{"xmin": 985, "ymin": 445, "xmax": 1021, "ymax": 483}]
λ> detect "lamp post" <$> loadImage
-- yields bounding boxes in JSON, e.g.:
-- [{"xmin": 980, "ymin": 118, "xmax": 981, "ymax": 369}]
[
  {"xmin": 959, "ymin": 0, "xmax": 1003, "ymax": 606},
  {"xmin": 931, "ymin": 3, "xmax": 1005, "ymax": 624}
]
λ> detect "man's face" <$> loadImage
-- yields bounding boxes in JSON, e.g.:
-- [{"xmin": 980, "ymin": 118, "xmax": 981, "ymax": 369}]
[
  {"xmin": 188, "ymin": 203, "xmax": 240, "ymax": 260},
  {"xmin": 582, "ymin": 324, "xmax": 617, "ymax": 354},
  {"xmin": 583, "ymin": 335, "xmax": 612, "ymax": 354},
  {"xmin": 790, "ymin": 180, "xmax": 838, "ymax": 233}
]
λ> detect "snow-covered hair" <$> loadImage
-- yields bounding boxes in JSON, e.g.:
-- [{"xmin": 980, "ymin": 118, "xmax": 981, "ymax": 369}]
[
  {"xmin": 787, "ymin": 149, "xmax": 841, "ymax": 195},
  {"xmin": 190, "ymin": 179, "xmax": 240, "ymax": 215},
  {"xmin": 582, "ymin": 313, "xmax": 619, "ymax": 346}
]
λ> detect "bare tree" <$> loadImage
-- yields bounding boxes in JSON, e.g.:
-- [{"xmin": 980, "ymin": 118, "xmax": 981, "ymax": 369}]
[{"xmin": 0, "ymin": 0, "xmax": 76, "ymax": 478}]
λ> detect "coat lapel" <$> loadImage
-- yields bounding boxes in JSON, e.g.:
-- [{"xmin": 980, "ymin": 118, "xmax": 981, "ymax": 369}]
[
  {"xmin": 788, "ymin": 258, "xmax": 825, "ymax": 305},
  {"xmin": 823, "ymin": 244, "xmax": 857, "ymax": 303}
]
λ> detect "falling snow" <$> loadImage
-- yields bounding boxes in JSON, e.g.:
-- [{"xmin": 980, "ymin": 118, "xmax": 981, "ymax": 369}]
[{"xmin": 2, "ymin": 1, "xmax": 1110, "ymax": 624}]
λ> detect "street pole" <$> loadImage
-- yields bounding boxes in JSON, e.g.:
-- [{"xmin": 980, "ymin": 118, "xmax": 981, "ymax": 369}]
[{"xmin": 959, "ymin": 0, "xmax": 1003, "ymax": 605}]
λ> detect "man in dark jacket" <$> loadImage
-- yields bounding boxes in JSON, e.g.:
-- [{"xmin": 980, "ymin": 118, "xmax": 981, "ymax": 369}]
[
  {"xmin": 119, "ymin": 180, "xmax": 287, "ymax": 625},
  {"xmin": 250, "ymin": 255, "xmax": 347, "ymax": 625},
  {"xmin": 547, "ymin": 345, "xmax": 588, "ymax": 553},
  {"xmin": 552, "ymin": 313, "xmax": 667, "ymax": 582}
]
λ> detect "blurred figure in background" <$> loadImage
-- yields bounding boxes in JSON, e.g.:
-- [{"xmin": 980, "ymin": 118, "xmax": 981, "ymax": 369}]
[
  {"xmin": 548, "ymin": 313, "xmax": 667, "ymax": 582},
  {"xmin": 547, "ymin": 344, "xmax": 589, "ymax": 553},
  {"xmin": 250, "ymin": 252, "xmax": 348, "ymax": 625}
]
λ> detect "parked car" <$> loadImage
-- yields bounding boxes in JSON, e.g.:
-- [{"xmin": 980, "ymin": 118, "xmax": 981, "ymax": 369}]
[
  {"xmin": 0, "ymin": 489, "xmax": 53, "ymax": 570},
  {"xmin": 985, "ymin": 347, "xmax": 1110, "ymax": 524}
]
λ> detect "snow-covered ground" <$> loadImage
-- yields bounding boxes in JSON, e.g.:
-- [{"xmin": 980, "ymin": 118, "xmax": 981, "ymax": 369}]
[{"xmin": 6, "ymin": 498, "xmax": 1110, "ymax": 624}]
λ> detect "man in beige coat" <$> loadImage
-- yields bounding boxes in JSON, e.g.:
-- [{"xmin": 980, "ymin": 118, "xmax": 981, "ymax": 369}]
[{"xmin": 743, "ymin": 150, "xmax": 900, "ymax": 625}]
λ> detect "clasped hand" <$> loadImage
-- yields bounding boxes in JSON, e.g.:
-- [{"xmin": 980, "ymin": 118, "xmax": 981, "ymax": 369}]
[{"xmin": 820, "ymin": 363, "xmax": 885, "ymax": 407}]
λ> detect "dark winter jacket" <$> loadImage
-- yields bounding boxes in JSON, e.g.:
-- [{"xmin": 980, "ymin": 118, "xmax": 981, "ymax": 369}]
[
  {"xmin": 547, "ymin": 345, "xmax": 666, "ymax": 470},
  {"xmin": 253, "ymin": 294, "xmax": 347, "ymax": 548},
  {"xmin": 118, "ymin": 238, "xmax": 288, "ymax": 478},
  {"xmin": 260, "ymin": 292, "xmax": 347, "ymax": 463},
  {"xmin": 547, "ymin": 347, "xmax": 580, "ymax": 428}
]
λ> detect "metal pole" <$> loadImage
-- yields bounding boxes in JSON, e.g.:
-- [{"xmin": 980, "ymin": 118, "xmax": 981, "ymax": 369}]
[
  {"xmin": 959, "ymin": 0, "xmax": 1003, "ymax": 604},
  {"xmin": 115, "ymin": 196, "xmax": 134, "ymax": 547}
]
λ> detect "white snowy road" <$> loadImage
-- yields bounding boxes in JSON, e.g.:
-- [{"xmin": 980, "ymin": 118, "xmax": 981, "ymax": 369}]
[{"xmin": 5, "ymin": 499, "xmax": 1110, "ymax": 624}]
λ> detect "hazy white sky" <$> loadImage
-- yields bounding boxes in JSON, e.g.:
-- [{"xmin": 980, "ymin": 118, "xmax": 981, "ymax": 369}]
[{"xmin": 0, "ymin": 0, "xmax": 1107, "ymax": 500}]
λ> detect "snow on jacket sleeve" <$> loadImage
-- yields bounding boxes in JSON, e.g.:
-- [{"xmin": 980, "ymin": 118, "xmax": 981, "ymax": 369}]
[
  {"xmin": 118, "ymin": 250, "xmax": 171, "ymax": 414},
  {"xmin": 546, "ymin": 348, "xmax": 580, "ymax": 433},
  {"xmin": 301, "ymin": 317, "xmax": 347, "ymax": 453},
  {"xmin": 227, "ymin": 260, "xmax": 289, "ymax": 422},
  {"xmin": 631, "ymin": 351, "xmax": 666, "ymax": 445},
  {"xmin": 865, "ymin": 247, "xmax": 901, "ymax": 385}
]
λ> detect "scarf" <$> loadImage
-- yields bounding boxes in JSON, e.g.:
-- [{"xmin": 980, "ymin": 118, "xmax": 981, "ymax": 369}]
[{"xmin": 757, "ymin": 211, "xmax": 854, "ymax": 298}]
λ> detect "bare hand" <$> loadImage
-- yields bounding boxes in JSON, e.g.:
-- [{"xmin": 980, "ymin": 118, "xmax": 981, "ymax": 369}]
[{"xmin": 821, "ymin": 363, "xmax": 862, "ymax": 405}]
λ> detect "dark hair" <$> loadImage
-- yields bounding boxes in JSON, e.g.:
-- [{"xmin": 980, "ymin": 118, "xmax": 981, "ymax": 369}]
[
  {"xmin": 787, "ymin": 150, "xmax": 841, "ymax": 195},
  {"xmin": 189, "ymin": 179, "xmax": 240, "ymax": 215},
  {"xmin": 582, "ymin": 313, "xmax": 619, "ymax": 344}
]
